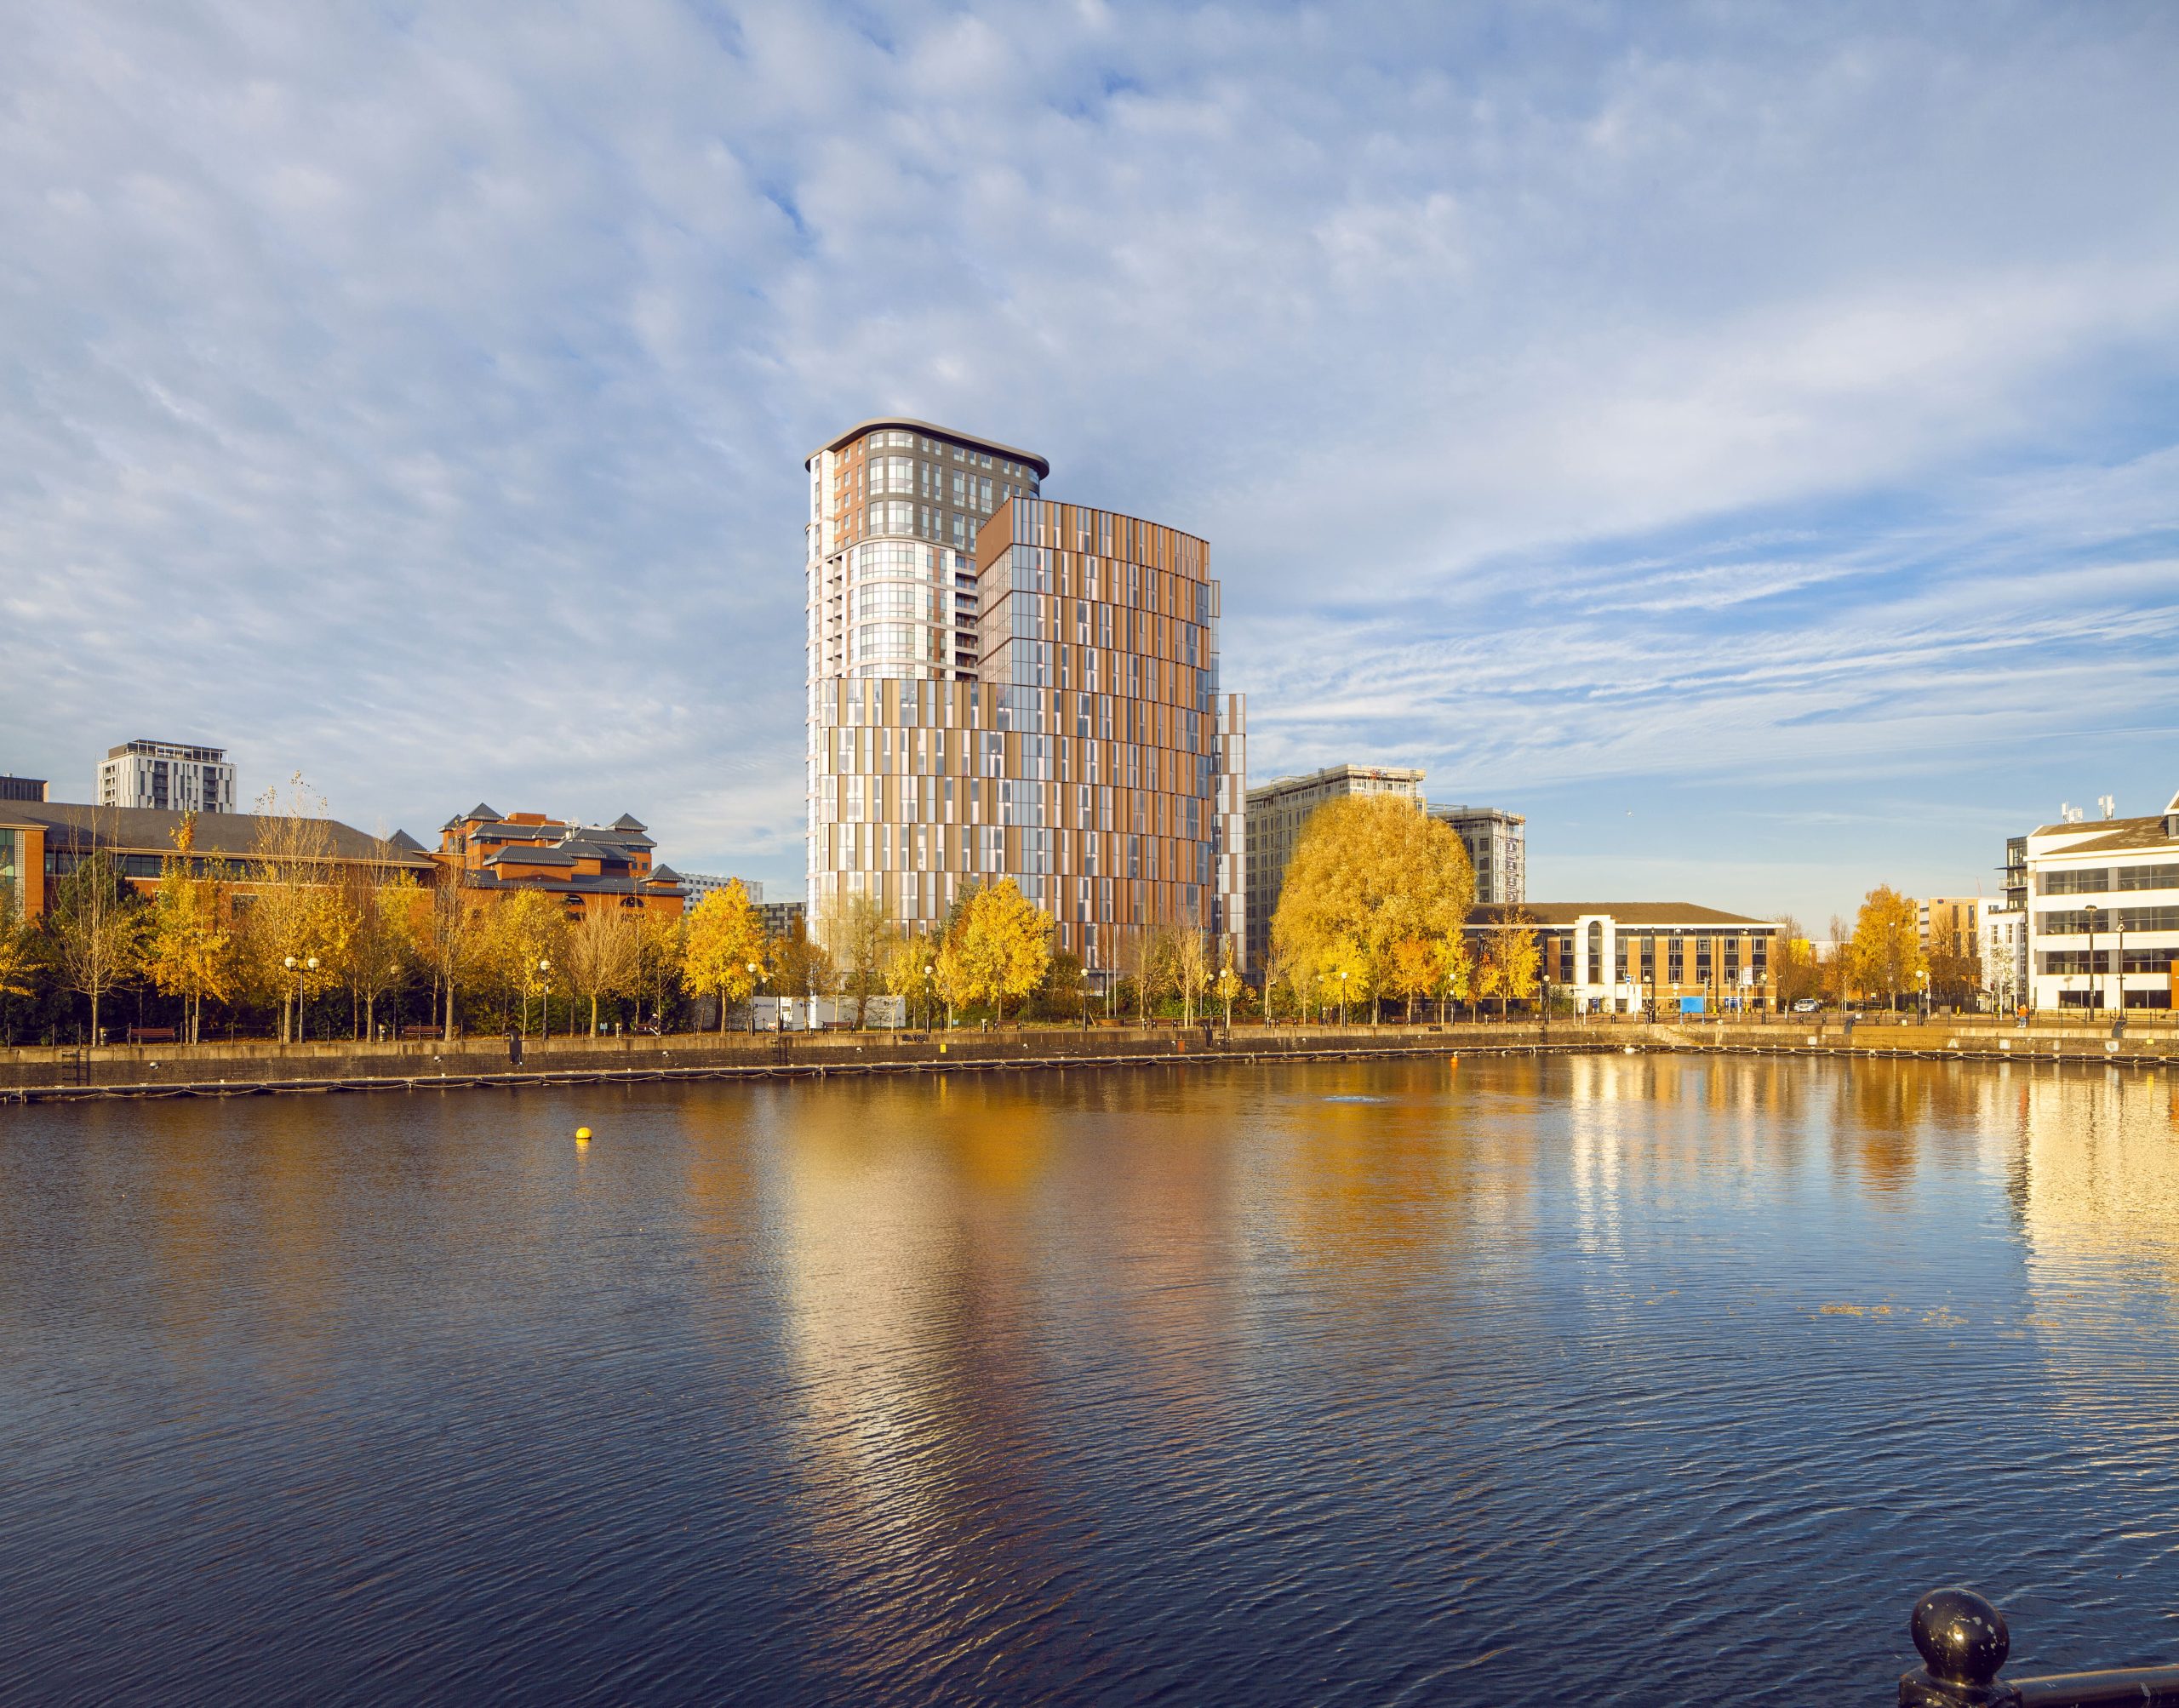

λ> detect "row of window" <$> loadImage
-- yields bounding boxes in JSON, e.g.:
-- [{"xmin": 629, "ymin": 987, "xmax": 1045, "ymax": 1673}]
[
  {"xmin": 993, "ymin": 545, "xmax": 1210, "ymax": 624},
  {"xmin": 2041, "ymin": 864, "xmax": 2179, "ymax": 894},
  {"xmin": 2039, "ymin": 906, "xmax": 2179, "ymax": 934},
  {"xmin": 847, "ymin": 624, "xmax": 944, "ymax": 664},
  {"xmin": 824, "ymin": 820, "xmax": 1216, "ymax": 884},
  {"xmin": 852, "ymin": 583, "xmax": 943, "ymax": 620},
  {"xmin": 826, "ymin": 768, "xmax": 1223, "ymax": 830},
  {"xmin": 2039, "ymin": 948, "xmax": 2179, "ymax": 973},
  {"xmin": 815, "ymin": 869, "xmax": 1227, "ymax": 951},
  {"xmin": 859, "ymin": 429, "xmax": 1038, "ymax": 483}
]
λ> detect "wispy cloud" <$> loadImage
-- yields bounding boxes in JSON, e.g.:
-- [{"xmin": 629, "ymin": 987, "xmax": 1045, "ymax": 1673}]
[{"xmin": 1, "ymin": 1, "xmax": 2175, "ymax": 923}]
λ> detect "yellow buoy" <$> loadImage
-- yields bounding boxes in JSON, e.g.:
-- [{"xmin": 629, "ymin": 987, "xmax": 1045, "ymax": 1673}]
[{"xmin": 575, "ymin": 1127, "xmax": 592, "ymax": 1142}]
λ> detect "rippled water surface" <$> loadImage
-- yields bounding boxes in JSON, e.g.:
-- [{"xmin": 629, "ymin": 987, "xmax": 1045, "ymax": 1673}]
[{"xmin": 6, "ymin": 1056, "xmax": 2179, "ymax": 1705}]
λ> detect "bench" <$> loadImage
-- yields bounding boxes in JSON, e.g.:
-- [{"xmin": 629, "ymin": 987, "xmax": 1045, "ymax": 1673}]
[
  {"xmin": 126, "ymin": 1026, "xmax": 177, "ymax": 1045},
  {"xmin": 399, "ymin": 1025, "xmax": 443, "ymax": 1042}
]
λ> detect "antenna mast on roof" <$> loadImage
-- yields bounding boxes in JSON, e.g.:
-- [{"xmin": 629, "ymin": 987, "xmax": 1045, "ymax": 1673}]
[{"xmin": 2098, "ymin": 794, "xmax": 2115, "ymax": 820}]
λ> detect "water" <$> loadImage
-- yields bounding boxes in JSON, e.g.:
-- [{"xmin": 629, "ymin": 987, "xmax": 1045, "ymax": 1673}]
[{"xmin": 4, "ymin": 1055, "xmax": 2178, "ymax": 1705}]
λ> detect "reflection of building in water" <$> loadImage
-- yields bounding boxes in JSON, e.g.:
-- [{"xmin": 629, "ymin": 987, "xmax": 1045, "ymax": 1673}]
[{"xmin": 2013, "ymin": 1070, "xmax": 2179, "ymax": 1309}]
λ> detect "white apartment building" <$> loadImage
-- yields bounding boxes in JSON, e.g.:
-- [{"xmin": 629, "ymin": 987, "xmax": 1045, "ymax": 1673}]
[
  {"xmin": 680, "ymin": 872, "xmax": 764, "ymax": 909},
  {"xmin": 97, "ymin": 740, "xmax": 236, "ymax": 814},
  {"xmin": 2022, "ymin": 791, "xmax": 2179, "ymax": 1014},
  {"xmin": 1978, "ymin": 902, "xmax": 2027, "ymax": 1014}
]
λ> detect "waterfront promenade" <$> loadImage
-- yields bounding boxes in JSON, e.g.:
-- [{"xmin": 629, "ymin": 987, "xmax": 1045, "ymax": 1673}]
[{"xmin": 5, "ymin": 1013, "xmax": 2171, "ymax": 1101}]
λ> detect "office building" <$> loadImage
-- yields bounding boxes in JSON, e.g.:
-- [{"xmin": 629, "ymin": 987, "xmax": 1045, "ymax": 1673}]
[
  {"xmin": 1919, "ymin": 896, "xmax": 1988, "ymax": 961},
  {"xmin": 757, "ymin": 900, "xmax": 805, "ymax": 940},
  {"xmin": 1431, "ymin": 803, "xmax": 1526, "ymax": 907},
  {"xmin": 2021, "ymin": 790, "xmax": 2179, "ymax": 1012},
  {"xmin": 806, "ymin": 418, "xmax": 1246, "ymax": 974},
  {"xmin": 1473, "ymin": 901, "xmax": 1782, "ymax": 1014},
  {"xmin": 0, "ymin": 800, "xmax": 434, "ymax": 921},
  {"xmin": 98, "ymin": 740, "xmax": 236, "ymax": 814},
  {"xmin": 436, "ymin": 805, "xmax": 687, "ymax": 917},
  {"xmin": 681, "ymin": 872, "xmax": 764, "ymax": 909},
  {"xmin": 1244, "ymin": 765, "xmax": 1424, "ymax": 972},
  {"xmin": 0, "ymin": 775, "xmax": 48, "ymax": 803}
]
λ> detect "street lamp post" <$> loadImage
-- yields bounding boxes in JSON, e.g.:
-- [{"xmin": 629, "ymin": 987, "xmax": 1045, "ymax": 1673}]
[
  {"xmin": 2085, "ymin": 902, "xmax": 2100, "ymax": 1016},
  {"xmin": 923, "ymin": 960, "xmax": 934, "ymax": 1032},
  {"xmin": 1338, "ymin": 968, "xmax": 1347, "ymax": 1028},
  {"xmin": 283, "ymin": 954, "xmax": 319, "ymax": 1044},
  {"xmin": 540, "ymin": 959, "xmax": 552, "ymax": 1044},
  {"xmin": 747, "ymin": 960, "xmax": 762, "ymax": 1032}
]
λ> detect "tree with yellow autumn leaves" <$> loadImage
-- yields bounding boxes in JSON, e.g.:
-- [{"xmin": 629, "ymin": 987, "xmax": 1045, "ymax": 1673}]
[
  {"xmin": 682, "ymin": 879, "xmax": 768, "ymax": 1031},
  {"xmin": 935, "ymin": 878, "xmax": 1051, "ymax": 1025},
  {"xmin": 1269, "ymin": 794, "xmax": 1476, "ymax": 1024},
  {"xmin": 142, "ymin": 815, "xmax": 230, "ymax": 1044},
  {"xmin": 1848, "ymin": 884, "xmax": 1925, "ymax": 1011}
]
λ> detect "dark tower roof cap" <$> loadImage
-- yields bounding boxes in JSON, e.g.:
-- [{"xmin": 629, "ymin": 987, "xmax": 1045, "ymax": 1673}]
[{"xmin": 806, "ymin": 417, "xmax": 1049, "ymax": 478}]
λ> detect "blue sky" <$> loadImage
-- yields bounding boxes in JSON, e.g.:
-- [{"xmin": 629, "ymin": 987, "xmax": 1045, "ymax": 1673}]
[{"xmin": 3, "ymin": 1, "xmax": 2176, "ymax": 930}]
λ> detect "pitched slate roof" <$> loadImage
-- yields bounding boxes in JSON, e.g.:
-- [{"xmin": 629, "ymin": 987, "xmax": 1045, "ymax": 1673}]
[
  {"xmin": 2, "ymin": 802, "xmax": 436, "ymax": 867},
  {"xmin": 2033, "ymin": 815, "xmax": 2179, "ymax": 855},
  {"xmin": 486, "ymin": 846, "xmax": 577, "ymax": 867}
]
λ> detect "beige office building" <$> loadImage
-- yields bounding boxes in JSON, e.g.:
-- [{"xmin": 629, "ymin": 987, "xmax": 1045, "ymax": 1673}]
[
  {"xmin": 1244, "ymin": 764, "xmax": 1425, "ymax": 972},
  {"xmin": 806, "ymin": 419, "xmax": 1246, "ymax": 974}
]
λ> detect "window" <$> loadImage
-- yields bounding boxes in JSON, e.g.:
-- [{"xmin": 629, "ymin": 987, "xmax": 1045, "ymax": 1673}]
[
  {"xmin": 2041, "ymin": 868, "xmax": 2111, "ymax": 895},
  {"xmin": 2119, "ymin": 864, "xmax": 2179, "ymax": 891}
]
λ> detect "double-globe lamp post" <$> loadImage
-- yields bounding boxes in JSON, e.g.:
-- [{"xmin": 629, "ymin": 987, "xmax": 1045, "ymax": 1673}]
[
  {"xmin": 283, "ymin": 954, "xmax": 318, "ymax": 1045},
  {"xmin": 747, "ymin": 961, "xmax": 761, "ymax": 1032}
]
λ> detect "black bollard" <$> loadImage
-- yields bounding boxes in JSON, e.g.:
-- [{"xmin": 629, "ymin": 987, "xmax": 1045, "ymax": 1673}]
[
  {"xmin": 1900, "ymin": 1589, "xmax": 2012, "ymax": 1705},
  {"xmin": 1900, "ymin": 1586, "xmax": 2179, "ymax": 1706}
]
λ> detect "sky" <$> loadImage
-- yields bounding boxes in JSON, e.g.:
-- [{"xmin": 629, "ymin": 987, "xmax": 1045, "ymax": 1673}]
[{"xmin": 3, "ymin": 1, "xmax": 2176, "ymax": 931}]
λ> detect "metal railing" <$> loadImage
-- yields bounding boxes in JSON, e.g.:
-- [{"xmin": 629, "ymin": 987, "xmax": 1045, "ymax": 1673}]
[{"xmin": 1901, "ymin": 1588, "xmax": 2179, "ymax": 1705}]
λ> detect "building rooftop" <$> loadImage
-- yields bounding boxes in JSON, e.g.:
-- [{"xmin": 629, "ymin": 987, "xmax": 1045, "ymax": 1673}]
[
  {"xmin": 1247, "ymin": 763, "xmax": 1426, "ymax": 801},
  {"xmin": 1, "ymin": 802, "xmax": 434, "ymax": 867},
  {"xmin": 2033, "ymin": 816, "xmax": 2178, "ymax": 854},
  {"xmin": 807, "ymin": 416, "xmax": 1049, "ymax": 478},
  {"xmin": 1471, "ymin": 901, "xmax": 1776, "ymax": 928},
  {"xmin": 106, "ymin": 740, "xmax": 229, "ymax": 760}
]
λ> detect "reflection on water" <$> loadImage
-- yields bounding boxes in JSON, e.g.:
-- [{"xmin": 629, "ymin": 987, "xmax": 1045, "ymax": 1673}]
[{"xmin": 3, "ymin": 1058, "xmax": 2178, "ymax": 1705}]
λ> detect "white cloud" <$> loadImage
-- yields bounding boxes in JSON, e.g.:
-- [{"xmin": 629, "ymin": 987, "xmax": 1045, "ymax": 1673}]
[{"xmin": 0, "ymin": 0, "xmax": 2175, "ymax": 922}]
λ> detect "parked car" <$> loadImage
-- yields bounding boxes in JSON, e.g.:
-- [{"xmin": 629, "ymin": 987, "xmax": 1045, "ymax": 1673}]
[{"xmin": 1792, "ymin": 998, "xmax": 1821, "ymax": 1014}]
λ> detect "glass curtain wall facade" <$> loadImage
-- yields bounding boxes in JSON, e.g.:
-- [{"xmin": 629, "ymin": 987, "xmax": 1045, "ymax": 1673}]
[{"xmin": 807, "ymin": 420, "xmax": 1245, "ymax": 976}]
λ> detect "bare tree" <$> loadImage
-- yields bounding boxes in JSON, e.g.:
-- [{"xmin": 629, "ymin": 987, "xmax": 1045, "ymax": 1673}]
[
  {"xmin": 424, "ymin": 872, "xmax": 484, "ymax": 1040},
  {"xmin": 45, "ymin": 846, "xmax": 142, "ymax": 1043},
  {"xmin": 246, "ymin": 776, "xmax": 344, "ymax": 1043},
  {"xmin": 563, "ymin": 904, "xmax": 643, "ymax": 1035},
  {"xmin": 341, "ymin": 854, "xmax": 420, "ymax": 1041},
  {"xmin": 1170, "ymin": 913, "xmax": 1212, "ymax": 1026}
]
